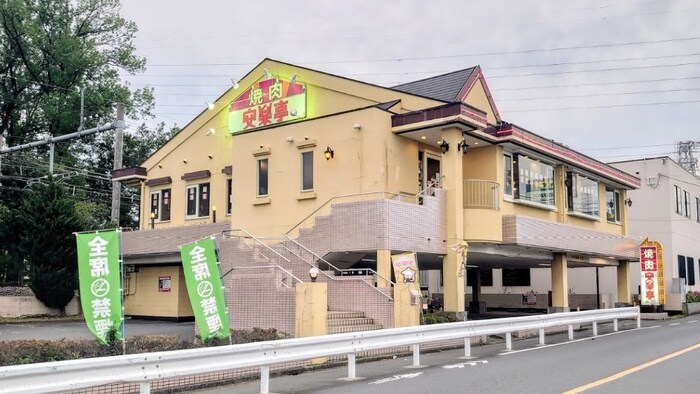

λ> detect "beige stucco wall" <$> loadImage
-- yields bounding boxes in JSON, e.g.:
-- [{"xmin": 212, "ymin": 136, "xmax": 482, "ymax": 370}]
[
  {"xmin": 463, "ymin": 78, "xmax": 498, "ymax": 125},
  {"xmin": 0, "ymin": 296, "xmax": 80, "ymax": 317},
  {"xmin": 124, "ymin": 266, "xmax": 193, "ymax": 318}
]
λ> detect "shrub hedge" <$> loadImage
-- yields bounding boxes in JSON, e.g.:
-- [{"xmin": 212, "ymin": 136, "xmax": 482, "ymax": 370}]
[{"xmin": 0, "ymin": 328, "xmax": 286, "ymax": 366}]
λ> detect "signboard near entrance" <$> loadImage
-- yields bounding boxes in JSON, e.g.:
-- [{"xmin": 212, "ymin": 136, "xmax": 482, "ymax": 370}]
[{"xmin": 640, "ymin": 238, "xmax": 665, "ymax": 306}]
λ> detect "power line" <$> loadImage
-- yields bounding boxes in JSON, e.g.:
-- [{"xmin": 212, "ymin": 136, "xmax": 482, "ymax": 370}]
[
  {"xmin": 497, "ymin": 87, "xmax": 700, "ymax": 102},
  {"xmin": 504, "ymin": 99, "xmax": 700, "ymax": 112},
  {"xmin": 492, "ymin": 75, "xmax": 700, "ymax": 92}
]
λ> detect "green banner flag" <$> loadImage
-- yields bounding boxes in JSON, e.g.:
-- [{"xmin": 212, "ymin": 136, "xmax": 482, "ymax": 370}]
[
  {"xmin": 75, "ymin": 230, "xmax": 123, "ymax": 344},
  {"xmin": 180, "ymin": 238, "xmax": 230, "ymax": 342}
]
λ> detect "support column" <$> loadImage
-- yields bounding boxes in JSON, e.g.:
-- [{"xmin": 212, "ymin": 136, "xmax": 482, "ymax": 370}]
[
  {"xmin": 468, "ymin": 269, "xmax": 485, "ymax": 314},
  {"xmin": 295, "ymin": 282, "xmax": 328, "ymax": 364},
  {"xmin": 551, "ymin": 253, "xmax": 569, "ymax": 312},
  {"xmin": 377, "ymin": 249, "xmax": 392, "ymax": 288},
  {"xmin": 442, "ymin": 127, "xmax": 466, "ymax": 316},
  {"xmin": 617, "ymin": 260, "xmax": 631, "ymax": 304}
]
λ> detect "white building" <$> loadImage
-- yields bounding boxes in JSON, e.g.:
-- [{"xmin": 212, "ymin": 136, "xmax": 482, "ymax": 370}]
[{"xmin": 611, "ymin": 157, "xmax": 700, "ymax": 312}]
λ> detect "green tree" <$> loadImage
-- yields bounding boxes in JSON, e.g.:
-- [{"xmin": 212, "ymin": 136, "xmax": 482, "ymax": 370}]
[{"xmin": 17, "ymin": 179, "xmax": 81, "ymax": 311}]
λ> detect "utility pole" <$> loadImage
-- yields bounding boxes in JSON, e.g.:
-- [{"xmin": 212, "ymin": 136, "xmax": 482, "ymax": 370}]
[
  {"xmin": 111, "ymin": 103, "xmax": 125, "ymax": 225},
  {"xmin": 0, "ymin": 133, "xmax": 4, "ymax": 186}
]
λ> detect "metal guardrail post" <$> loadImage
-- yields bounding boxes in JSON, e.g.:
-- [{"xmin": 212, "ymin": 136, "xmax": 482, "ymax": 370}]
[
  {"xmin": 463, "ymin": 338, "xmax": 472, "ymax": 359},
  {"xmin": 592, "ymin": 321, "xmax": 598, "ymax": 337},
  {"xmin": 538, "ymin": 328, "xmax": 545, "ymax": 345},
  {"xmin": 613, "ymin": 319, "xmax": 618, "ymax": 332},
  {"xmin": 568, "ymin": 324, "xmax": 574, "ymax": 340},
  {"xmin": 140, "ymin": 382, "xmax": 150, "ymax": 394},
  {"xmin": 348, "ymin": 353, "xmax": 356, "ymax": 379},
  {"xmin": 637, "ymin": 315, "xmax": 641, "ymax": 329},
  {"xmin": 412, "ymin": 344, "xmax": 420, "ymax": 367},
  {"xmin": 260, "ymin": 365, "xmax": 270, "ymax": 394},
  {"xmin": 505, "ymin": 332, "xmax": 512, "ymax": 351}
]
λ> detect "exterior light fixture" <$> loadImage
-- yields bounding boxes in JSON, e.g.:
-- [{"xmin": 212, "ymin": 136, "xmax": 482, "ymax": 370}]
[
  {"xmin": 150, "ymin": 212, "xmax": 156, "ymax": 229},
  {"xmin": 212, "ymin": 206, "xmax": 217, "ymax": 223},
  {"xmin": 182, "ymin": 159, "xmax": 188, "ymax": 164},
  {"xmin": 352, "ymin": 123, "xmax": 361, "ymax": 130},
  {"xmin": 324, "ymin": 146, "xmax": 334, "ymax": 160},
  {"xmin": 625, "ymin": 198, "xmax": 633, "ymax": 207},
  {"xmin": 457, "ymin": 139, "xmax": 469, "ymax": 154},
  {"xmin": 264, "ymin": 68, "xmax": 273, "ymax": 79},
  {"xmin": 231, "ymin": 78, "xmax": 240, "ymax": 89},
  {"xmin": 206, "ymin": 101, "xmax": 215, "ymax": 110},
  {"xmin": 439, "ymin": 140, "xmax": 449, "ymax": 154},
  {"xmin": 290, "ymin": 73, "xmax": 299, "ymax": 83},
  {"xmin": 205, "ymin": 128, "xmax": 215, "ymax": 136},
  {"xmin": 308, "ymin": 267, "xmax": 320, "ymax": 282}
]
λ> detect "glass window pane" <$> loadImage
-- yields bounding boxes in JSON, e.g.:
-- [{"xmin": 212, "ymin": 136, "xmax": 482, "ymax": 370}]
[
  {"xmin": 150, "ymin": 192, "xmax": 159, "ymax": 218},
  {"xmin": 571, "ymin": 174, "xmax": 599, "ymax": 216},
  {"xmin": 503, "ymin": 155, "xmax": 512, "ymax": 196},
  {"xmin": 302, "ymin": 151, "xmax": 313, "ymax": 191},
  {"xmin": 161, "ymin": 189, "xmax": 171, "ymax": 221},
  {"xmin": 516, "ymin": 155, "xmax": 554, "ymax": 206},
  {"xmin": 227, "ymin": 179, "xmax": 232, "ymax": 214},
  {"xmin": 199, "ymin": 183, "xmax": 210, "ymax": 217},
  {"xmin": 187, "ymin": 187, "xmax": 197, "ymax": 216},
  {"xmin": 688, "ymin": 257, "xmax": 696, "ymax": 286},
  {"xmin": 258, "ymin": 159, "xmax": 268, "ymax": 196}
]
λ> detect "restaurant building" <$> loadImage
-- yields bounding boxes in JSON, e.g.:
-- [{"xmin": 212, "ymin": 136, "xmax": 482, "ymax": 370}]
[{"xmin": 113, "ymin": 58, "xmax": 641, "ymax": 333}]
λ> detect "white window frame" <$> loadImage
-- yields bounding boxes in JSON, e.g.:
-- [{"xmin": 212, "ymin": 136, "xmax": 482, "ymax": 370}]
[
  {"xmin": 503, "ymin": 153, "xmax": 513, "ymax": 197},
  {"xmin": 149, "ymin": 188, "xmax": 171, "ymax": 222},
  {"xmin": 185, "ymin": 183, "xmax": 210, "ymax": 219}
]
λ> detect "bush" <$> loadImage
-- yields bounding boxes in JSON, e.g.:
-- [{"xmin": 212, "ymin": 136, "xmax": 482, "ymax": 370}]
[
  {"xmin": 0, "ymin": 327, "xmax": 285, "ymax": 366},
  {"xmin": 422, "ymin": 311, "xmax": 459, "ymax": 325},
  {"xmin": 687, "ymin": 290, "xmax": 700, "ymax": 303}
]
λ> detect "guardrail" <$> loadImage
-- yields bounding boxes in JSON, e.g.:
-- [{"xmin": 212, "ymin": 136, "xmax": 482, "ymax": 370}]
[{"xmin": 0, "ymin": 307, "xmax": 639, "ymax": 394}]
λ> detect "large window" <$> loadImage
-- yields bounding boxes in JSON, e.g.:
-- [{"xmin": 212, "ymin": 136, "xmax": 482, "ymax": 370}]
[
  {"xmin": 301, "ymin": 151, "xmax": 313, "ymax": 192},
  {"xmin": 688, "ymin": 257, "xmax": 696, "ymax": 286},
  {"xmin": 467, "ymin": 269, "xmax": 493, "ymax": 287},
  {"xmin": 149, "ymin": 188, "xmax": 171, "ymax": 221},
  {"xmin": 679, "ymin": 255, "xmax": 687, "ymax": 282},
  {"xmin": 257, "ymin": 158, "xmax": 268, "ymax": 196},
  {"xmin": 503, "ymin": 154, "xmax": 513, "ymax": 196},
  {"xmin": 502, "ymin": 268, "xmax": 531, "ymax": 286},
  {"xmin": 696, "ymin": 197, "xmax": 700, "ymax": 223},
  {"xmin": 513, "ymin": 154, "xmax": 555, "ymax": 206},
  {"xmin": 606, "ymin": 187, "xmax": 620, "ymax": 223},
  {"xmin": 684, "ymin": 190, "xmax": 691, "ymax": 218},
  {"xmin": 567, "ymin": 173, "xmax": 599, "ymax": 217},
  {"xmin": 186, "ymin": 183, "xmax": 210, "ymax": 218},
  {"xmin": 675, "ymin": 185, "xmax": 682, "ymax": 214}
]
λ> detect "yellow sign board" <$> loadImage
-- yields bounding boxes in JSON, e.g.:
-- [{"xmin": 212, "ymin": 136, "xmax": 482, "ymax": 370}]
[{"xmin": 640, "ymin": 238, "xmax": 664, "ymax": 305}]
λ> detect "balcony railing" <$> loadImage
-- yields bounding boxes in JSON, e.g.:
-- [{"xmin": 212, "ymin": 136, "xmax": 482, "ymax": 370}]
[{"xmin": 463, "ymin": 179, "xmax": 500, "ymax": 210}]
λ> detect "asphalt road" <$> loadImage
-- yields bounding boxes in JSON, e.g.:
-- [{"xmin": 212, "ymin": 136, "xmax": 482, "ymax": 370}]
[
  {"xmin": 195, "ymin": 317, "xmax": 700, "ymax": 394},
  {"xmin": 0, "ymin": 319, "xmax": 195, "ymax": 341}
]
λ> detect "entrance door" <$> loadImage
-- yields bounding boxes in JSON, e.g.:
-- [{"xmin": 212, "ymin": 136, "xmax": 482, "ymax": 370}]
[{"xmin": 425, "ymin": 153, "xmax": 441, "ymax": 189}]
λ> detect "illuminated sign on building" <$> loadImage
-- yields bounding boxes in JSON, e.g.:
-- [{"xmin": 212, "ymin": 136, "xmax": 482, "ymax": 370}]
[
  {"xmin": 228, "ymin": 75, "xmax": 306, "ymax": 134},
  {"xmin": 640, "ymin": 239, "xmax": 665, "ymax": 306}
]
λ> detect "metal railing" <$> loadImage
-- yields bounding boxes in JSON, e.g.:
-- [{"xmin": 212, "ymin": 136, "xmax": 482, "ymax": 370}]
[
  {"xmin": 285, "ymin": 190, "xmax": 425, "ymax": 237},
  {"xmin": 222, "ymin": 228, "xmax": 290, "ymax": 264},
  {"xmin": 281, "ymin": 236, "xmax": 394, "ymax": 301},
  {"xmin": 0, "ymin": 307, "xmax": 640, "ymax": 394},
  {"xmin": 463, "ymin": 179, "xmax": 500, "ymax": 210}
]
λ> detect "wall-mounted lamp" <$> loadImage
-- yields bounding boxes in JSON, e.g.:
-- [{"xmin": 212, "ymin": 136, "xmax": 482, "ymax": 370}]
[
  {"xmin": 324, "ymin": 146, "xmax": 334, "ymax": 160},
  {"xmin": 208, "ymin": 154, "xmax": 213, "ymax": 159},
  {"xmin": 264, "ymin": 68, "xmax": 273, "ymax": 79},
  {"xmin": 308, "ymin": 267, "xmax": 320, "ymax": 282},
  {"xmin": 231, "ymin": 78, "xmax": 240, "ymax": 89},
  {"xmin": 158, "ymin": 164, "xmax": 163, "ymax": 169},
  {"xmin": 205, "ymin": 128, "xmax": 216, "ymax": 136},
  {"xmin": 352, "ymin": 123, "xmax": 361, "ymax": 130},
  {"xmin": 290, "ymin": 73, "xmax": 298, "ymax": 83},
  {"xmin": 439, "ymin": 140, "xmax": 449, "ymax": 154},
  {"xmin": 205, "ymin": 101, "xmax": 215, "ymax": 110},
  {"xmin": 285, "ymin": 136, "xmax": 294, "ymax": 143},
  {"xmin": 212, "ymin": 206, "xmax": 217, "ymax": 223},
  {"xmin": 457, "ymin": 139, "xmax": 469, "ymax": 154},
  {"xmin": 625, "ymin": 198, "xmax": 633, "ymax": 207},
  {"xmin": 182, "ymin": 159, "xmax": 188, "ymax": 164},
  {"xmin": 150, "ymin": 212, "xmax": 156, "ymax": 229}
]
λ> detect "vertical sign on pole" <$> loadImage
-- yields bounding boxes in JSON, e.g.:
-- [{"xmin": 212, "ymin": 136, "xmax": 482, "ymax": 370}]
[
  {"xmin": 75, "ymin": 229, "xmax": 123, "ymax": 345},
  {"xmin": 180, "ymin": 237, "xmax": 230, "ymax": 342},
  {"xmin": 640, "ymin": 238, "xmax": 665, "ymax": 307}
]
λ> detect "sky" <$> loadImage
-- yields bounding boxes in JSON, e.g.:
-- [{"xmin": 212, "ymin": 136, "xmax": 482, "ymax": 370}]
[{"xmin": 119, "ymin": 0, "xmax": 700, "ymax": 164}]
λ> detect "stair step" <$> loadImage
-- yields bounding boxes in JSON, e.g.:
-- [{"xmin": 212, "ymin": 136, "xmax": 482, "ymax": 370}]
[
  {"xmin": 328, "ymin": 317, "xmax": 374, "ymax": 327},
  {"xmin": 329, "ymin": 324, "xmax": 383, "ymax": 334},
  {"xmin": 328, "ymin": 311, "xmax": 365, "ymax": 319}
]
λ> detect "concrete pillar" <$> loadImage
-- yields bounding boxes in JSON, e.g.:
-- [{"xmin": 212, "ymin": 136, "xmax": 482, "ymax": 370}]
[
  {"xmin": 468, "ymin": 269, "xmax": 485, "ymax": 314},
  {"xmin": 441, "ymin": 127, "xmax": 466, "ymax": 315},
  {"xmin": 394, "ymin": 282, "xmax": 421, "ymax": 327},
  {"xmin": 377, "ymin": 249, "xmax": 392, "ymax": 288},
  {"xmin": 551, "ymin": 253, "xmax": 569, "ymax": 312},
  {"xmin": 295, "ymin": 282, "xmax": 328, "ymax": 364},
  {"xmin": 617, "ymin": 260, "xmax": 631, "ymax": 304}
]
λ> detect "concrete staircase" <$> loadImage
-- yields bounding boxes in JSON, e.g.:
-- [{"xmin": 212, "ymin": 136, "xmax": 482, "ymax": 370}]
[{"xmin": 327, "ymin": 311, "xmax": 382, "ymax": 334}]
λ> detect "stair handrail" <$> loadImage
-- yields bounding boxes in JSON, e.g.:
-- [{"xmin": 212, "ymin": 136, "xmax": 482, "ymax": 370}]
[
  {"xmin": 282, "ymin": 235, "xmax": 394, "ymax": 301},
  {"xmin": 415, "ymin": 180, "xmax": 440, "ymax": 203},
  {"xmin": 222, "ymin": 228, "xmax": 290, "ymax": 263},
  {"xmin": 228, "ymin": 265, "xmax": 303, "ymax": 287},
  {"xmin": 284, "ymin": 191, "xmax": 411, "ymax": 237}
]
